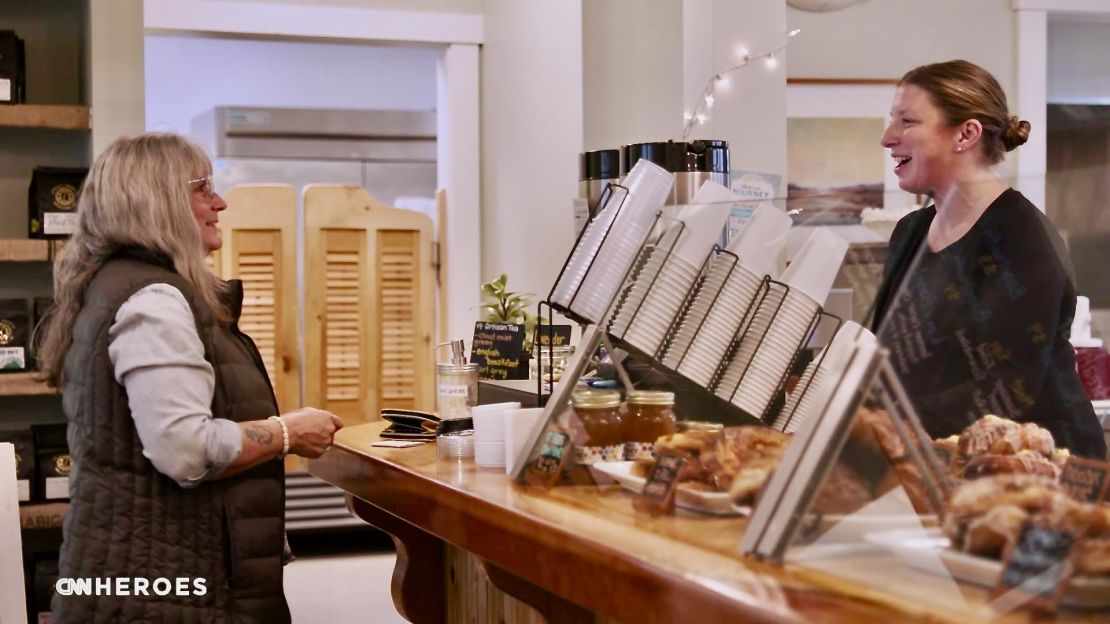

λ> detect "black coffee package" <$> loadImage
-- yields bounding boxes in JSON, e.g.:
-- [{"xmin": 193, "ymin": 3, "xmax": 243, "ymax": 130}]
[
  {"xmin": 29, "ymin": 167, "xmax": 87, "ymax": 239},
  {"xmin": 0, "ymin": 298, "xmax": 31, "ymax": 372},
  {"xmin": 0, "ymin": 30, "xmax": 26, "ymax": 104},
  {"xmin": 33, "ymin": 557, "xmax": 59, "ymax": 621},
  {"xmin": 33, "ymin": 423, "xmax": 70, "ymax": 502},
  {"xmin": 0, "ymin": 430, "xmax": 35, "ymax": 502}
]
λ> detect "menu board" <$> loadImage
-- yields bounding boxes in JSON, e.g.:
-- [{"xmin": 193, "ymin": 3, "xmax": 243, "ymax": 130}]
[
  {"xmin": 470, "ymin": 322, "xmax": 526, "ymax": 380},
  {"xmin": 534, "ymin": 325, "xmax": 572, "ymax": 348}
]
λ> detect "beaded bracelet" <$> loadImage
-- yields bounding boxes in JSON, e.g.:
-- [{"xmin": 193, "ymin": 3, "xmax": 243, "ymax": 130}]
[{"xmin": 269, "ymin": 415, "xmax": 290, "ymax": 458}]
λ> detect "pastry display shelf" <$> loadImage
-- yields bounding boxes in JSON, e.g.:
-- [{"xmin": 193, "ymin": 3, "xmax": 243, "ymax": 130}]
[
  {"xmin": 0, "ymin": 105, "xmax": 90, "ymax": 131},
  {"xmin": 0, "ymin": 239, "xmax": 63, "ymax": 262},
  {"xmin": 0, "ymin": 372, "xmax": 56, "ymax": 397}
]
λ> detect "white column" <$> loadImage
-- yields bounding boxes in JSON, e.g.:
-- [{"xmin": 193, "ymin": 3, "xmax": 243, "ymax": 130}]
[
  {"xmin": 1015, "ymin": 8, "xmax": 1048, "ymax": 211},
  {"xmin": 480, "ymin": 0, "xmax": 584, "ymax": 299},
  {"xmin": 437, "ymin": 43, "xmax": 482, "ymax": 344},
  {"xmin": 89, "ymin": 0, "xmax": 145, "ymax": 156},
  {"xmin": 582, "ymin": 0, "xmax": 684, "ymax": 150}
]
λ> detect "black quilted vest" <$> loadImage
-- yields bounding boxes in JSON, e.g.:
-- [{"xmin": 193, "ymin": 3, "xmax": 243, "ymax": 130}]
[{"xmin": 54, "ymin": 250, "xmax": 289, "ymax": 623}]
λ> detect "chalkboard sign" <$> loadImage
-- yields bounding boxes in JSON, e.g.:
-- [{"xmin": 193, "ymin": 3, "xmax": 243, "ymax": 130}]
[
  {"xmin": 534, "ymin": 325, "xmax": 572, "ymax": 348},
  {"xmin": 470, "ymin": 322, "xmax": 527, "ymax": 380},
  {"xmin": 996, "ymin": 522, "xmax": 1076, "ymax": 611},
  {"xmin": 1060, "ymin": 456, "xmax": 1110, "ymax": 504},
  {"xmin": 523, "ymin": 430, "xmax": 571, "ymax": 487},
  {"xmin": 634, "ymin": 453, "xmax": 688, "ymax": 517}
]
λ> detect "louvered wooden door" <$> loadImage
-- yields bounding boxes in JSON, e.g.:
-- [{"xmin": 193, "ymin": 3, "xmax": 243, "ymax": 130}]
[
  {"xmin": 211, "ymin": 185, "xmax": 301, "ymax": 420},
  {"xmin": 304, "ymin": 185, "xmax": 436, "ymax": 425}
]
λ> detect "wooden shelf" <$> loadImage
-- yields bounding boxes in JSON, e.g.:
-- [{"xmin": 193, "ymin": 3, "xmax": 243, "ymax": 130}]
[
  {"xmin": 19, "ymin": 502, "xmax": 68, "ymax": 530},
  {"xmin": 0, "ymin": 239, "xmax": 63, "ymax": 262},
  {"xmin": 0, "ymin": 372, "xmax": 55, "ymax": 396},
  {"xmin": 0, "ymin": 105, "xmax": 90, "ymax": 131}
]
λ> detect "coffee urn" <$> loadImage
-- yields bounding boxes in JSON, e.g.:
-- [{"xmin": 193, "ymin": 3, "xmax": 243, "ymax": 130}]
[
  {"xmin": 621, "ymin": 140, "xmax": 730, "ymax": 205},
  {"xmin": 576, "ymin": 149, "xmax": 620, "ymax": 235}
]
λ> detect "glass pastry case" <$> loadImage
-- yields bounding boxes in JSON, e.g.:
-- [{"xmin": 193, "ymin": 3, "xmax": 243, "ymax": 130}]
[{"xmin": 509, "ymin": 166, "xmax": 1110, "ymax": 621}]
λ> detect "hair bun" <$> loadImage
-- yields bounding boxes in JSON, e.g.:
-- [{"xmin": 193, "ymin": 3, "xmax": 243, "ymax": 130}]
[{"xmin": 1002, "ymin": 116, "xmax": 1031, "ymax": 151}]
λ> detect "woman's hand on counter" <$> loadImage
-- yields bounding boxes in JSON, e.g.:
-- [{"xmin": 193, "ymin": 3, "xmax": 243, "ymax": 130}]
[{"xmin": 283, "ymin": 407, "xmax": 344, "ymax": 458}]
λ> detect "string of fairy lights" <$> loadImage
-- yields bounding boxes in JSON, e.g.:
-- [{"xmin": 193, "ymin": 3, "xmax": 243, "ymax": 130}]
[{"xmin": 681, "ymin": 29, "xmax": 802, "ymax": 139}]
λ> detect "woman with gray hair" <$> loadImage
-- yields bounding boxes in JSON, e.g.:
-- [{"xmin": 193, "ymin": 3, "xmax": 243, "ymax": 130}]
[{"xmin": 38, "ymin": 133, "xmax": 343, "ymax": 622}]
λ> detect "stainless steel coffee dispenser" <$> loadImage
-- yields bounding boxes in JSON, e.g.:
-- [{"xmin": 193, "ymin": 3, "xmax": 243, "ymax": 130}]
[
  {"xmin": 621, "ymin": 140, "xmax": 730, "ymax": 205},
  {"xmin": 577, "ymin": 149, "xmax": 620, "ymax": 235}
]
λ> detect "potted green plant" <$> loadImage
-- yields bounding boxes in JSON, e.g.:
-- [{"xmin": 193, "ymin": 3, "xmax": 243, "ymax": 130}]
[{"xmin": 479, "ymin": 274, "xmax": 539, "ymax": 377}]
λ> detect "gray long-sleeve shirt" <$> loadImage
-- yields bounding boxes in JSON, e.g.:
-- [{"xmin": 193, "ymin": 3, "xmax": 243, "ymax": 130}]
[{"xmin": 108, "ymin": 283, "xmax": 243, "ymax": 487}]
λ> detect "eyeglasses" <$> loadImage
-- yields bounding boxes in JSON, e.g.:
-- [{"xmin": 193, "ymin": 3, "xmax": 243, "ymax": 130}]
[{"xmin": 187, "ymin": 174, "xmax": 217, "ymax": 200}]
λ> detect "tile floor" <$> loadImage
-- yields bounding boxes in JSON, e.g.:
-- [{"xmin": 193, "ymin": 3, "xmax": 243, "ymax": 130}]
[{"xmin": 283, "ymin": 531, "xmax": 407, "ymax": 623}]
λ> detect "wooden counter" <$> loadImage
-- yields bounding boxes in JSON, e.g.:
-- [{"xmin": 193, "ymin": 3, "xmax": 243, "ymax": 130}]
[{"xmin": 309, "ymin": 422, "xmax": 1106, "ymax": 624}]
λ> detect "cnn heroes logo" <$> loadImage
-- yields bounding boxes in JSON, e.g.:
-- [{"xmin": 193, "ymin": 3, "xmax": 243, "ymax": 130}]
[{"xmin": 55, "ymin": 577, "xmax": 207, "ymax": 597}]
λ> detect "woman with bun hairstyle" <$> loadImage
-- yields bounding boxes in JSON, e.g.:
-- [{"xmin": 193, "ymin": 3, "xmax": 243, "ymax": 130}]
[{"xmin": 871, "ymin": 60, "xmax": 1105, "ymax": 459}]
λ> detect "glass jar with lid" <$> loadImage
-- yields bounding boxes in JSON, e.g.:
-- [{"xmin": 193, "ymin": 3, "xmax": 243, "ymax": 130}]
[
  {"xmin": 622, "ymin": 390, "xmax": 676, "ymax": 460},
  {"xmin": 530, "ymin": 344, "xmax": 574, "ymax": 383},
  {"xmin": 570, "ymin": 390, "xmax": 624, "ymax": 464}
]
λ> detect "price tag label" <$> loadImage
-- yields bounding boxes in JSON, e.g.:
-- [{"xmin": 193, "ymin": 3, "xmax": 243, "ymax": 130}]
[
  {"xmin": 995, "ymin": 522, "xmax": 1077, "ymax": 612},
  {"xmin": 44, "ymin": 211, "xmax": 78, "ymax": 235},
  {"xmin": 1060, "ymin": 455, "xmax": 1110, "ymax": 504},
  {"xmin": 45, "ymin": 476, "xmax": 69, "ymax": 500},
  {"xmin": 437, "ymin": 384, "xmax": 470, "ymax": 398}
]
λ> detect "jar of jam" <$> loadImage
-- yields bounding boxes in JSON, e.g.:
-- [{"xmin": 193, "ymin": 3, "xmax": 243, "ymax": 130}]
[
  {"xmin": 622, "ymin": 391, "xmax": 676, "ymax": 460},
  {"xmin": 570, "ymin": 390, "xmax": 623, "ymax": 464}
]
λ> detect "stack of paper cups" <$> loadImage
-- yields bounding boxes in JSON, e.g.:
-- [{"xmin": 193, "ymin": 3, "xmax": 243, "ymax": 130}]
[
  {"xmin": 472, "ymin": 402, "xmax": 520, "ymax": 468},
  {"xmin": 503, "ymin": 407, "xmax": 547, "ymax": 475}
]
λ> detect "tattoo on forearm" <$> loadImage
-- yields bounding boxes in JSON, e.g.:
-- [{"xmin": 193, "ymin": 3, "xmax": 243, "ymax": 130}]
[{"xmin": 245, "ymin": 424, "xmax": 275, "ymax": 446}]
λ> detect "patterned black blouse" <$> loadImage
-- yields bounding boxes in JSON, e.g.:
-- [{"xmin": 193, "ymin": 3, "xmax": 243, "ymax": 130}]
[{"xmin": 871, "ymin": 188, "xmax": 1105, "ymax": 458}]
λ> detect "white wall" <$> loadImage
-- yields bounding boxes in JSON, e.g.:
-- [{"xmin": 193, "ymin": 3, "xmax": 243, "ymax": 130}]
[
  {"xmin": 144, "ymin": 36, "xmax": 438, "ymax": 134},
  {"xmin": 1048, "ymin": 17, "xmax": 1110, "ymax": 104},
  {"xmin": 582, "ymin": 0, "xmax": 684, "ymax": 151},
  {"xmin": 786, "ymin": 0, "xmax": 1015, "ymax": 97},
  {"xmin": 685, "ymin": 0, "xmax": 787, "ymax": 183},
  {"xmin": 185, "ymin": 0, "xmax": 483, "ymax": 12},
  {"xmin": 480, "ymin": 0, "xmax": 583, "ymax": 299},
  {"xmin": 91, "ymin": 0, "xmax": 146, "ymax": 156}
]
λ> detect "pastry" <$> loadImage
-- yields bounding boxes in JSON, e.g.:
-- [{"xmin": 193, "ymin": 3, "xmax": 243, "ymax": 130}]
[
  {"xmin": 958, "ymin": 414, "xmax": 1020, "ymax": 457},
  {"xmin": 702, "ymin": 426, "xmax": 790, "ymax": 492},
  {"xmin": 962, "ymin": 450, "xmax": 1060, "ymax": 480}
]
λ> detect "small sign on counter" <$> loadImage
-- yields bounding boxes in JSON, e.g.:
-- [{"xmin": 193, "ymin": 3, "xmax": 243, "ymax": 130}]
[
  {"xmin": 995, "ymin": 522, "xmax": 1077, "ymax": 612},
  {"xmin": 1060, "ymin": 456, "xmax": 1110, "ymax": 504},
  {"xmin": 534, "ymin": 325, "xmax": 572, "ymax": 348},
  {"xmin": 470, "ymin": 322, "xmax": 526, "ymax": 380},
  {"xmin": 634, "ymin": 453, "xmax": 688, "ymax": 517}
]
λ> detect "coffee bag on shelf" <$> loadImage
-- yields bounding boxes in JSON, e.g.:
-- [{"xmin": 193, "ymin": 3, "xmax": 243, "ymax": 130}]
[
  {"xmin": 0, "ymin": 298, "xmax": 31, "ymax": 372},
  {"xmin": 32, "ymin": 424, "xmax": 70, "ymax": 501},
  {"xmin": 0, "ymin": 30, "xmax": 27, "ymax": 104},
  {"xmin": 29, "ymin": 167, "xmax": 87, "ymax": 238}
]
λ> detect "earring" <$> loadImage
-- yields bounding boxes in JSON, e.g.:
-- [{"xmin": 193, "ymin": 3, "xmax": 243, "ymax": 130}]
[{"xmin": 955, "ymin": 145, "xmax": 963, "ymax": 152}]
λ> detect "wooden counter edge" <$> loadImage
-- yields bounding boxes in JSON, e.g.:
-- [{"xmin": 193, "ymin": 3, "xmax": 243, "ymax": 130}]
[{"xmin": 309, "ymin": 437, "xmax": 919, "ymax": 624}]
